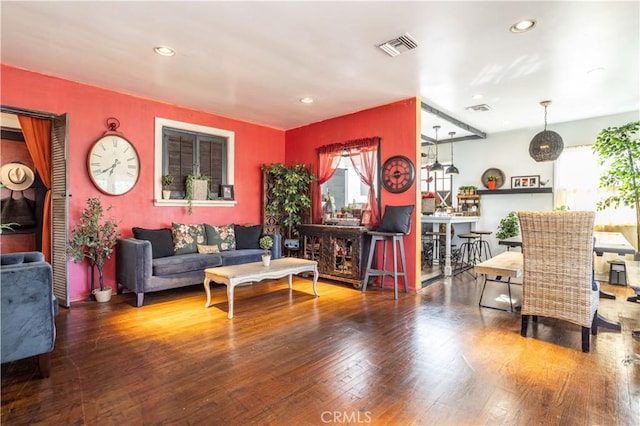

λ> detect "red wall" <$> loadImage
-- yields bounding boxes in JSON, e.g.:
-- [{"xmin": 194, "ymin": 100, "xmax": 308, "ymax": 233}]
[
  {"xmin": 285, "ymin": 98, "xmax": 421, "ymax": 291},
  {"xmin": 1, "ymin": 65, "xmax": 285, "ymax": 302}
]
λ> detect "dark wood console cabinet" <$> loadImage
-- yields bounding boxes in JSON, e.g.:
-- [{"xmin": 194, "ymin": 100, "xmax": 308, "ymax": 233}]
[{"xmin": 297, "ymin": 224, "xmax": 371, "ymax": 288}]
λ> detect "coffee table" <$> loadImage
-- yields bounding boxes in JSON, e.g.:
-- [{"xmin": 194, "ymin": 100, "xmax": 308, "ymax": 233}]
[{"xmin": 204, "ymin": 257, "xmax": 319, "ymax": 318}]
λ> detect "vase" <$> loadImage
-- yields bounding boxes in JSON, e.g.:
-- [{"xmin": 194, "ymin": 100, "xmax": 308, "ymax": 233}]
[
  {"xmin": 162, "ymin": 190, "xmax": 171, "ymax": 199},
  {"xmin": 262, "ymin": 254, "xmax": 271, "ymax": 267},
  {"xmin": 488, "ymin": 181, "xmax": 497, "ymax": 190},
  {"xmin": 92, "ymin": 287, "xmax": 112, "ymax": 303}
]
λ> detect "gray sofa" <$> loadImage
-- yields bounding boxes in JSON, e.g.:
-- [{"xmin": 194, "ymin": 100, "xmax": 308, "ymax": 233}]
[
  {"xmin": 1, "ymin": 251, "xmax": 57, "ymax": 378},
  {"xmin": 116, "ymin": 230, "xmax": 281, "ymax": 307}
]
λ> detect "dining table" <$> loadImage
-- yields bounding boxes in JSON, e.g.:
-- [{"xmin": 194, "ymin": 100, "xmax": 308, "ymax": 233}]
[
  {"xmin": 421, "ymin": 214, "xmax": 480, "ymax": 276},
  {"xmin": 498, "ymin": 231, "xmax": 638, "ymax": 331}
]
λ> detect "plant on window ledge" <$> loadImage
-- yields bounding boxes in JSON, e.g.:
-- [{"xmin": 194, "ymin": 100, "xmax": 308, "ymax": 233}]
[
  {"xmin": 592, "ymin": 121, "xmax": 640, "ymax": 250},
  {"xmin": 185, "ymin": 174, "xmax": 211, "ymax": 214},
  {"xmin": 262, "ymin": 162, "xmax": 314, "ymax": 239},
  {"xmin": 496, "ymin": 211, "xmax": 520, "ymax": 240},
  {"xmin": 67, "ymin": 197, "xmax": 120, "ymax": 301}
]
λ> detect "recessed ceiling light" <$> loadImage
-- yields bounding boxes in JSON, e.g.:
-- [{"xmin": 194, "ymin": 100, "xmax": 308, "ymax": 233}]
[
  {"xmin": 300, "ymin": 97, "xmax": 314, "ymax": 104},
  {"xmin": 587, "ymin": 67, "xmax": 605, "ymax": 74},
  {"xmin": 472, "ymin": 94, "xmax": 484, "ymax": 100},
  {"xmin": 154, "ymin": 46, "xmax": 175, "ymax": 57},
  {"xmin": 510, "ymin": 19, "xmax": 536, "ymax": 33}
]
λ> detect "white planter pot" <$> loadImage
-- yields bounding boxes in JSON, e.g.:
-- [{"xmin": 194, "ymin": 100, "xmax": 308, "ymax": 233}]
[
  {"xmin": 92, "ymin": 287, "xmax": 112, "ymax": 303},
  {"xmin": 162, "ymin": 190, "xmax": 171, "ymax": 199},
  {"xmin": 262, "ymin": 255, "xmax": 271, "ymax": 267}
]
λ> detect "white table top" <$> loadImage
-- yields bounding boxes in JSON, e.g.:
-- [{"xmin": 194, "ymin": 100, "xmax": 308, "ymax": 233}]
[{"xmin": 421, "ymin": 215, "xmax": 480, "ymax": 224}]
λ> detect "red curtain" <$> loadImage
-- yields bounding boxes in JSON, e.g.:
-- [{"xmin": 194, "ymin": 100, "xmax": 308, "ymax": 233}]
[
  {"xmin": 315, "ymin": 137, "xmax": 380, "ymax": 226},
  {"xmin": 17, "ymin": 116, "xmax": 52, "ymax": 262}
]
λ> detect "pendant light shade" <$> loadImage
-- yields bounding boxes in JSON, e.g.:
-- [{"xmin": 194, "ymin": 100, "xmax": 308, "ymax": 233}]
[
  {"xmin": 529, "ymin": 100, "xmax": 564, "ymax": 162},
  {"xmin": 430, "ymin": 125, "xmax": 444, "ymax": 172},
  {"xmin": 445, "ymin": 131, "xmax": 459, "ymax": 175}
]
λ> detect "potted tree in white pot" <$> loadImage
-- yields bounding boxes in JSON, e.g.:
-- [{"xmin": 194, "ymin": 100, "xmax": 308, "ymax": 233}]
[
  {"xmin": 67, "ymin": 197, "xmax": 120, "ymax": 302},
  {"xmin": 259, "ymin": 235, "xmax": 273, "ymax": 267},
  {"xmin": 161, "ymin": 174, "xmax": 174, "ymax": 199}
]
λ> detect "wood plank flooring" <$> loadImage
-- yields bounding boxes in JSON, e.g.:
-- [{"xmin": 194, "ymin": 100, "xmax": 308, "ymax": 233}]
[{"xmin": 2, "ymin": 274, "xmax": 639, "ymax": 425}]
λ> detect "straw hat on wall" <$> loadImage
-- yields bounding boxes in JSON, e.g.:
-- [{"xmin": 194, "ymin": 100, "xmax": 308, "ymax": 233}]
[{"xmin": 0, "ymin": 162, "xmax": 35, "ymax": 191}]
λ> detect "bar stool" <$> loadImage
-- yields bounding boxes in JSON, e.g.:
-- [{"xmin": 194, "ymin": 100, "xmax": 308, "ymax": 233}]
[
  {"xmin": 455, "ymin": 233, "xmax": 480, "ymax": 274},
  {"xmin": 362, "ymin": 205, "xmax": 413, "ymax": 299},
  {"xmin": 473, "ymin": 230, "xmax": 493, "ymax": 261},
  {"xmin": 608, "ymin": 259, "xmax": 627, "ymax": 285}
]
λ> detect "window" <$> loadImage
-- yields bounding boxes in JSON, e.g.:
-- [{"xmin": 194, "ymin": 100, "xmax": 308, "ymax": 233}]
[
  {"xmin": 421, "ymin": 166, "xmax": 453, "ymax": 207},
  {"xmin": 154, "ymin": 117, "xmax": 234, "ymax": 205},
  {"xmin": 555, "ymin": 145, "xmax": 635, "ymax": 225}
]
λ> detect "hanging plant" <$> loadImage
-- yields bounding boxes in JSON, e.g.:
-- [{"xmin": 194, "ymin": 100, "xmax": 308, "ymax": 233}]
[{"xmin": 185, "ymin": 174, "xmax": 211, "ymax": 214}]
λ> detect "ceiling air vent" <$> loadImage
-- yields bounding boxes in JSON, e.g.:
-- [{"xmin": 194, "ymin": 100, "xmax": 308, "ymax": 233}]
[
  {"xmin": 378, "ymin": 33, "xmax": 418, "ymax": 57},
  {"xmin": 465, "ymin": 104, "xmax": 491, "ymax": 112}
]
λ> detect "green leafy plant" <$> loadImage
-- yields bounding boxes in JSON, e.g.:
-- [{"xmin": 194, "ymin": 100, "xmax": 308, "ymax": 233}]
[
  {"xmin": 592, "ymin": 121, "xmax": 639, "ymax": 249},
  {"xmin": 496, "ymin": 211, "xmax": 520, "ymax": 240},
  {"xmin": 161, "ymin": 174, "xmax": 174, "ymax": 190},
  {"xmin": 185, "ymin": 174, "xmax": 211, "ymax": 214},
  {"xmin": 67, "ymin": 197, "xmax": 120, "ymax": 293},
  {"xmin": 262, "ymin": 163, "xmax": 314, "ymax": 239},
  {"xmin": 487, "ymin": 175, "xmax": 497, "ymax": 182},
  {"xmin": 259, "ymin": 235, "xmax": 273, "ymax": 256}
]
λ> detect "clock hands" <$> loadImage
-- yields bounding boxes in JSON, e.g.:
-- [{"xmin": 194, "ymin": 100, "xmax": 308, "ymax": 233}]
[{"xmin": 95, "ymin": 159, "xmax": 121, "ymax": 176}]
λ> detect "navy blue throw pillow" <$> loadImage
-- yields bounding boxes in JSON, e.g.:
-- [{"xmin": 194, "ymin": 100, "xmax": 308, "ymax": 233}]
[
  {"xmin": 234, "ymin": 224, "xmax": 263, "ymax": 249},
  {"xmin": 132, "ymin": 227, "xmax": 175, "ymax": 259}
]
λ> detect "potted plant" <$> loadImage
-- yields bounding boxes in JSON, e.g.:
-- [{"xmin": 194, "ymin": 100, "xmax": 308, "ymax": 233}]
[
  {"xmin": 262, "ymin": 163, "xmax": 314, "ymax": 240},
  {"xmin": 67, "ymin": 197, "xmax": 120, "ymax": 302},
  {"xmin": 161, "ymin": 174, "xmax": 174, "ymax": 199},
  {"xmin": 259, "ymin": 235, "xmax": 273, "ymax": 267},
  {"xmin": 593, "ymin": 121, "xmax": 640, "ymax": 250},
  {"xmin": 487, "ymin": 175, "xmax": 497, "ymax": 190},
  {"xmin": 185, "ymin": 174, "xmax": 211, "ymax": 214},
  {"xmin": 496, "ymin": 211, "xmax": 520, "ymax": 240},
  {"xmin": 468, "ymin": 185, "xmax": 478, "ymax": 195}
]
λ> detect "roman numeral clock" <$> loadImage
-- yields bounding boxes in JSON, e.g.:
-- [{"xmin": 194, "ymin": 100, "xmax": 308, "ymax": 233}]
[
  {"xmin": 87, "ymin": 118, "xmax": 140, "ymax": 195},
  {"xmin": 381, "ymin": 155, "xmax": 415, "ymax": 193}
]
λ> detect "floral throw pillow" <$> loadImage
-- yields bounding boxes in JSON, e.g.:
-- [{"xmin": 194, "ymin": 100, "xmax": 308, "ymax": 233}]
[
  {"xmin": 172, "ymin": 223, "xmax": 206, "ymax": 255},
  {"xmin": 197, "ymin": 244, "xmax": 221, "ymax": 254},
  {"xmin": 204, "ymin": 224, "xmax": 236, "ymax": 251}
]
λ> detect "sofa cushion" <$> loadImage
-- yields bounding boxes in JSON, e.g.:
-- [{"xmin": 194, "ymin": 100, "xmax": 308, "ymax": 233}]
[
  {"xmin": 218, "ymin": 249, "xmax": 264, "ymax": 266},
  {"xmin": 234, "ymin": 224, "xmax": 263, "ymax": 249},
  {"xmin": 152, "ymin": 253, "xmax": 222, "ymax": 276},
  {"xmin": 204, "ymin": 224, "xmax": 236, "ymax": 252},
  {"xmin": 172, "ymin": 223, "xmax": 206, "ymax": 255},
  {"xmin": 132, "ymin": 227, "xmax": 174, "ymax": 259}
]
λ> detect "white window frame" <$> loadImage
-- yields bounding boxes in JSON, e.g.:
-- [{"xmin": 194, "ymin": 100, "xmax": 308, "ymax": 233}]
[{"xmin": 154, "ymin": 117, "xmax": 236, "ymax": 207}]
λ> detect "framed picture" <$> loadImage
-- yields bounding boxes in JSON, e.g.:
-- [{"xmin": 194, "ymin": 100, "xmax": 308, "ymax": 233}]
[
  {"xmin": 511, "ymin": 175, "xmax": 540, "ymax": 189},
  {"xmin": 221, "ymin": 184, "xmax": 234, "ymax": 200}
]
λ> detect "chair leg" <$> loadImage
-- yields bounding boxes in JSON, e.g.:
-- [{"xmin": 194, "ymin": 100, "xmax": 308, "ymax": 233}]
[
  {"xmin": 38, "ymin": 352, "xmax": 51, "ymax": 378},
  {"xmin": 581, "ymin": 326, "xmax": 590, "ymax": 353},
  {"xmin": 392, "ymin": 237, "xmax": 399, "ymax": 300},
  {"xmin": 398, "ymin": 235, "xmax": 408, "ymax": 295},
  {"xmin": 591, "ymin": 310, "xmax": 598, "ymax": 336},
  {"xmin": 362, "ymin": 236, "xmax": 378, "ymax": 292},
  {"xmin": 521, "ymin": 315, "xmax": 529, "ymax": 337}
]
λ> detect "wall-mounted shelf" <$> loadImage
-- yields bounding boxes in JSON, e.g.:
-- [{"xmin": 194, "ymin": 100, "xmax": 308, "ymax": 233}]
[{"xmin": 477, "ymin": 187, "xmax": 552, "ymax": 195}]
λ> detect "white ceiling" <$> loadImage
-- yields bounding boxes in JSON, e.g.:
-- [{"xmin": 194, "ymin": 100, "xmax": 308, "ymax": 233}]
[{"xmin": 1, "ymin": 1, "xmax": 638, "ymax": 140}]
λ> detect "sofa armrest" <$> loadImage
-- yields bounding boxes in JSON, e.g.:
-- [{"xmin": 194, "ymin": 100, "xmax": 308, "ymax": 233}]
[
  {"xmin": 116, "ymin": 238, "xmax": 153, "ymax": 293},
  {"xmin": 269, "ymin": 233, "xmax": 282, "ymax": 259}
]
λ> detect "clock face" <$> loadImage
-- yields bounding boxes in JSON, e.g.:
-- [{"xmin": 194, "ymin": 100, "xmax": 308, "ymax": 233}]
[
  {"xmin": 87, "ymin": 134, "xmax": 140, "ymax": 195},
  {"xmin": 381, "ymin": 155, "xmax": 415, "ymax": 193}
]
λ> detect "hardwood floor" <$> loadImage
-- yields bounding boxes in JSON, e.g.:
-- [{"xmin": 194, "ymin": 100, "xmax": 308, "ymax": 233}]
[{"xmin": 2, "ymin": 274, "xmax": 639, "ymax": 425}]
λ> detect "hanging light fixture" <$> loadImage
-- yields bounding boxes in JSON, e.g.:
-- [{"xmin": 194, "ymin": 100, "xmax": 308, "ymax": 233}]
[
  {"xmin": 445, "ymin": 131, "xmax": 459, "ymax": 175},
  {"xmin": 529, "ymin": 100, "xmax": 564, "ymax": 162},
  {"xmin": 430, "ymin": 125, "xmax": 444, "ymax": 172}
]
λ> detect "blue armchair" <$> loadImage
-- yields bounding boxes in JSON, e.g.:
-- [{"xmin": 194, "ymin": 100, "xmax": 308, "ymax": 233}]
[{"xmin": 1, "ymin": 251, "xmax": 57, "ymax": 378}]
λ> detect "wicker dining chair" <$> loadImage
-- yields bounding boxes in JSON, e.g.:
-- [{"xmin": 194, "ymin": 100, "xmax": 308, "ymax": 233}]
[{"xmin": 518, "ymin": 211, "xmax": 599, "ymax": 353}]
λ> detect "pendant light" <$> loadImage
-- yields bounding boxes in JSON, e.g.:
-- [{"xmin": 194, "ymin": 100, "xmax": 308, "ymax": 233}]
[
  {"xmin": 529, "ymin": 100, "xmax": 564, "ymax": 162},
  {"xmin": 430, "ymin": 125, "xmax": 443, "ymax": 172},
  {"xmin": 445, "ymin": 131, "xmax": 459, "ymax": 175}
]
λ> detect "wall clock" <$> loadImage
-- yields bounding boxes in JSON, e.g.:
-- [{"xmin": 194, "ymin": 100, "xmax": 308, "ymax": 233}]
[
  {"xmin": 87, "ymin": 118, "xmax": 140, "ymax": 195},
  {"xmin": 381, "ymin": 155, "xmax": 415, "ymax": 193}
]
